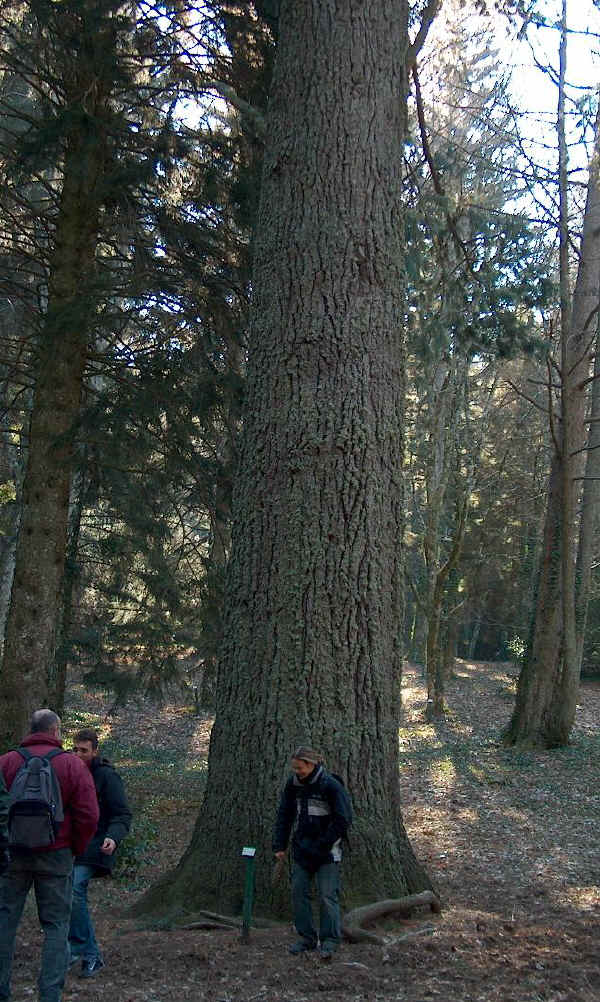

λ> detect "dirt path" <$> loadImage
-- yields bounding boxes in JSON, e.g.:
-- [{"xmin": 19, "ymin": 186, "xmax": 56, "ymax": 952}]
[{"xmin": 9, "ymin": 661, "xmax": 600, "ymax": 1002}]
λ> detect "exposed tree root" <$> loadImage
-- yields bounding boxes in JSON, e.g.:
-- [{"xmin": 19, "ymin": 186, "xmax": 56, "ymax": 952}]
[
  {"xmin": 173, "ymin": 891, "xmax": 442, "ymax": 946},
  {"xmin": 176, "ymin": 910, "xmax": 278, "ymax": 932},
  {"xmin": 179, "ymin": 919, "xmax": 238, "ymax": 931},
  {"xmin": 177, "ymin": 910, "xmax": 241, "ymax": 930},
  {"xmin": 342, "ymin": 890, "xmax": 442, "ymax": 946}
]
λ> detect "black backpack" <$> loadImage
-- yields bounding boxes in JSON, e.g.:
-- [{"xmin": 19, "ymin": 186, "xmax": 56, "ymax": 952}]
[
  {"xmin": 321, "ymin": 771, "xmax": 353, "ymax": 847},
  {"xmin": 7, "ymin": 748, "xmax": 65, "ymax": 850}
]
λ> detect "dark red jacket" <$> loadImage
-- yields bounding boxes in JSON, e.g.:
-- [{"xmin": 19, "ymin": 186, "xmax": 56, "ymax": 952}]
[{"xmin": 0, "ymin": 733, "xmax": 99, "ymax": 856}]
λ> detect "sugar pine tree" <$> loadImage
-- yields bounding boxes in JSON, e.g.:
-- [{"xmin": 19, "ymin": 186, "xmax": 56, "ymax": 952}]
[{"xmin": 135, "ymin": 0, "xmax": 445, "ymax": 922}]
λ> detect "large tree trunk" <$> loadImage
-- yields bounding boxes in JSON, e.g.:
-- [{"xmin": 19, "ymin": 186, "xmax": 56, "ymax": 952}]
[
  {"xmin": 0, "ymin": 84, "xmax": 107, "ymax": 745},
  {"xmin": 504, "ymin": 33, "xmax": 599, "ymax": 748},
  {"xmin": 136, "ymin": 0, "xmax": 432, "ymax": 921}
]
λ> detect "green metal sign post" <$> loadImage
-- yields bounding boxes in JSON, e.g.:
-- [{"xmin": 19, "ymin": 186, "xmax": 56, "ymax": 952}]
[{"xmin": 241, "ymin": 846, "xmax": 256, "ymax": 943}]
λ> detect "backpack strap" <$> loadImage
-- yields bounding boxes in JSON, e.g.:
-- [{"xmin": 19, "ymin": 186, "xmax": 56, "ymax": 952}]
[{"xmin": 14, "ymin": 747, "xmax": 64, "ymax": 763}]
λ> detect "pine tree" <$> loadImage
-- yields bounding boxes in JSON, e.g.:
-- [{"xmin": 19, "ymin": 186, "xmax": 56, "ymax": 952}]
[
  {"xmin": 0, "ymin": 0, "xmax": 221, "ymax": 738},
  {"xmin": 403, "ymin": 0, "xmax": 552, "ymax": 712},
  {"xmin": 504, "ymin": 10, "xmax": 600, "ymax": 746},
  {"xmin": 136, "ymin": 0, "xmax": 440, "ymax": 922}
]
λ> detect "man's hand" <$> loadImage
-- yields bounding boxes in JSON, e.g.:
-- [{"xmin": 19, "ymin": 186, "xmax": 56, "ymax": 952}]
[
  {"xmin": 100, "ymin": 837, "xmax": 117, "ymax": 855},
  {"xmin": 272, "ymin": 850, "xmax": 287, "ymax": 887}
]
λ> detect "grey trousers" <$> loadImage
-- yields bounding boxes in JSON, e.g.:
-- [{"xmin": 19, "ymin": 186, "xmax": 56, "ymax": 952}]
[
  {"xmin": 0, "ymin": 848, "xmax": 73, "ymax": 1002},
  {"xmin": 291, "ymin": 861, "xmax": 341, "ymax": 949}
]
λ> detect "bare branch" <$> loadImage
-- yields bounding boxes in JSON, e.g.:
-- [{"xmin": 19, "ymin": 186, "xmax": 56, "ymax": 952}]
[
  {"xmin": 407, "ymin": 0, "xmax": 443, "ymax": 68},
  {"xmin": 503, "ymin": 377, "xmax": 553, "ymax": 418}
]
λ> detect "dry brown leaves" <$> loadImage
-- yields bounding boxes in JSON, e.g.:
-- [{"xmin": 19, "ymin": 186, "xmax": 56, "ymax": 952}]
[{"xmin": 8, "ymin": 662, "xmax": 600, "ymax": 1002}]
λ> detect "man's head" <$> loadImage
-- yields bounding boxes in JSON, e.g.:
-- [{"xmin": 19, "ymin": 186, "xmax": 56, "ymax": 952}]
[
  {"xmin": 291, "ymin": 745, "xmax": 322, "ymax": 780},
  {"xmin": 73, "ymin": 728, "xmax": 99, "ymax": 769},
  {"xmin": 30, "ymin": 709, "xmax": 60, "ymax": 738}
]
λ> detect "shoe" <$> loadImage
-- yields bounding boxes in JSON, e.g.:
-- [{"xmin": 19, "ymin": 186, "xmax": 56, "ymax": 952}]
[
  {"xmin": 319, "ymin": 946, "xmax": 334, "ymax": 961},
  {"xmin": 79, "ymin": 957, "xmax": 105, "ymax": 978},
  {"xmin": 288, "ymin": 941, "xmax": 316, "ymax": 955}
]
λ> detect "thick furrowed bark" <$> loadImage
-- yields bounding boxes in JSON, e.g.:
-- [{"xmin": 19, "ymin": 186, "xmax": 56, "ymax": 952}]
[{"xmin": 135, "ymin": 0, "xmax": 433, "ymax": 922}]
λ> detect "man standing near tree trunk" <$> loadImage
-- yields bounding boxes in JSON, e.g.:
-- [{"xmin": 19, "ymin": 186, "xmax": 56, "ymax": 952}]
[
  {"xmin": 0, "ymin": 709, "xmax": 98, "ymax": 1002},
  {"xmin": 68, "ymin": 728, "xmax": 131, "ymax": 979},
  {"xmin": 273, "ymin": 747, "xmax": 352, "ymax": 960}
]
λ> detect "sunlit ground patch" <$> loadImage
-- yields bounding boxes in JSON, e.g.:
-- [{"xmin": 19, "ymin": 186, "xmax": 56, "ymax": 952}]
[{"xmin": 560, "ymin": 885, "xmax": 600, "ymax": 910}]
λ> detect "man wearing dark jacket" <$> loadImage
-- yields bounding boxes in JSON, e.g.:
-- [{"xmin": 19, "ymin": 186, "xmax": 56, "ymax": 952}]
[
  {"xmin": 273, "ymin": 746, "xmax": 352, "ymax": 960},
  {"xmin": 68, "ymin": 728, "xmax": 131, "ymax": 978},
  {"xmin": 0, "ymin": 709, "xmax": 99, "ymax": 1002}
]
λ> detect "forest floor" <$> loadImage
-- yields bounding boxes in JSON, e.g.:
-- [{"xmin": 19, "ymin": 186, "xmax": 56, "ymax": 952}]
[{"xmin": 8, "ymin": 661, "xmax": 600, "ymax": 1002}]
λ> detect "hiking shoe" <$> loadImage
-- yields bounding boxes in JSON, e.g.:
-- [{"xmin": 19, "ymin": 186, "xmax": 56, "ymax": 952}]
[
  {"xmin": 319, "ymin": 946, "xmax": 334, "ymax": 961},
  {"xmin": 79, "ymin": 957, "xmax": 105, "ymax": 978},
  {"xmin": 288, "ymin": 941, "xmax": 316, "ymax": 955}
]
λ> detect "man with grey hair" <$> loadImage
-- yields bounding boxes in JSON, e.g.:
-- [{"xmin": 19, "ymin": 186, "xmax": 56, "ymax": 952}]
[{"xmin": 0, "ymin": 709, "xmax": 98, "ymax": 1002}]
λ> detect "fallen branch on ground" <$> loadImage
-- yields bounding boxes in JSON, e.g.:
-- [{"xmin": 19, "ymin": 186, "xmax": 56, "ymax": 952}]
[{"xmin": 177, "ymin": 910, "xmax": 277, "ymax": 931}]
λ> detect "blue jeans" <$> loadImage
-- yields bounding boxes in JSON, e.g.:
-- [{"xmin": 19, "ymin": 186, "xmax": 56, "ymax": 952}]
[
  {"xmin": 0, "ymin": 848, "xmax": 73, "ymax": 1002},
  {"xmin": 68, "ymin": 865, "xmax": 101, "ymax": 963},
  {"xmin": 291, "ymin": 861, "xmax": 341, "ymax": 949}
]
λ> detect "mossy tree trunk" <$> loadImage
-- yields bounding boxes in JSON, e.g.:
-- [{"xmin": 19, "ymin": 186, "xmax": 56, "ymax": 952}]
[
  {"xmin": 0, "ymin": 151, "xmax": 103, "ymax": 743},
  {"xmin": 0, "ymin": 10, "xmax": 110, "ymax": 745},
  {"xmin": 136, "ymin": 0, "xmax": 433, "ymax": 921}
]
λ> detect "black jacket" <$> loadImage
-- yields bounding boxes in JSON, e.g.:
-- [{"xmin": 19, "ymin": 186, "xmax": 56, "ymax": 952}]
[
  {"xmin": 273, "ymin": 765, "xmax": 352, "ymax": 873},
  {"xmin": 75, "ymin": 757, "xmax": 131, "ymax": 875}
]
